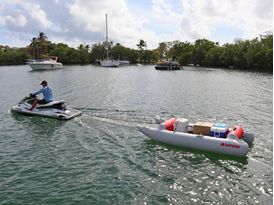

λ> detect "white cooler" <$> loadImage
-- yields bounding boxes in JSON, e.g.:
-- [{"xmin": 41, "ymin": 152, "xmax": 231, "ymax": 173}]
[{"xmin": 174, "ymin": 118, "xmax": 189, "ymax": 132}]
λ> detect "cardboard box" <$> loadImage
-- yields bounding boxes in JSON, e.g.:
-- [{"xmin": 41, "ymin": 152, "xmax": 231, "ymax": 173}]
[{"xmin": 193, "ymin": 122, "xmax": 213, "ymax": 136}]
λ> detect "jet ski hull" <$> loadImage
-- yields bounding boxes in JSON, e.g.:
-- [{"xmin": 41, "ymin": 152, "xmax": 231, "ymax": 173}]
[
  {"xmin": 11, "ymin": 96, "xmax": 81, "ymax": 120},
  {"xmin": 11, "ymin": 105, "xmax": 81, "ymax": 120}
]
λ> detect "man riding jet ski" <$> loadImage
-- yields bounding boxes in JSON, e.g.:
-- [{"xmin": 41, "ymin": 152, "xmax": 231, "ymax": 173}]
[
  {"xmin": 11, "ymin": 80, "xmax": 81, "ymax": 120},
  {"xmin": 29, "ymin": 80, "xmax": 53, "ymax": 111}
]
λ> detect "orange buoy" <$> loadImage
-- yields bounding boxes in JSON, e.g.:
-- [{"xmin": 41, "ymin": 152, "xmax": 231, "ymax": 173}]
[
  {"xmin": 162, "ymin": 118, "xmax": 176, "ymax": 131},
  {"xmin": 228, "ymin": 126, "xmax": 244, "ymax": 139}
]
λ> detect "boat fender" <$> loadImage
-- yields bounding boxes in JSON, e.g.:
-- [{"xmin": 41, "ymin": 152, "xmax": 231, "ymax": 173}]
[
  {"xmin": 228, "ymin": 126, "xmax": 244, "ymax": 139},
  {"xmin": 161, "ymin": 118, "xmax": 176, "ymax": 131}
]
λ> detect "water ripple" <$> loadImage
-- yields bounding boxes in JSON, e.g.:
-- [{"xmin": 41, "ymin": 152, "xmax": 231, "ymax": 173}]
[{"xmin": 0, "ymin": 65, "xmax": 272, "ymax": 205}]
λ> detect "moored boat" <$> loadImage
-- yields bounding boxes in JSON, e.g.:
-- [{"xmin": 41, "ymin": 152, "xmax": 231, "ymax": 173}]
[
  {"xmin": 138, "ymin": 117, "xmax": 254, "ymax": 157},
  {"xmin": 29, "ymin": 56, "xmax": 63, "ymax": 70},
  {"xmin": 119, "ymin": 60, "xmax": 130, "ymax": 65},
  {"xmin": 155, "ymin": 62, "xmax": 183, "ymax": 70},
  {"xmin": 101, "ymin": 59, "xmax": 120, "ymax": 67},
  {"xmin": 101, "ymin": 14, "xmax": 120, "ymax": 68}
]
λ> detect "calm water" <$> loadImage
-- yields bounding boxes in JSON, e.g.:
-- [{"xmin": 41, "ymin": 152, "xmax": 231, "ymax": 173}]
[{"xmin": 0, "ymin": 65, "xmax": 272, "ymax": 205}]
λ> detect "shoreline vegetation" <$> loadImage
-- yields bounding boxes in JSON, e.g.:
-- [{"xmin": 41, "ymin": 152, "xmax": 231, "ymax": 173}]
[{"xmin": 0, "ymin": 32, "xmax": 272, "ymax": 73}]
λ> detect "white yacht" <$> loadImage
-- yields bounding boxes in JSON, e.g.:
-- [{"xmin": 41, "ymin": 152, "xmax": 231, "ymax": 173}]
[
  {"xmin": 101, "ymin": 59, "xmax": 120, "ymax": 67},
  {"xmin": 101, "ymin": 14, "xmax": 120, "ymax": 67},
  {"xmin": 29, "ymin": 56, "xmax": 63, "ymax": 70}
]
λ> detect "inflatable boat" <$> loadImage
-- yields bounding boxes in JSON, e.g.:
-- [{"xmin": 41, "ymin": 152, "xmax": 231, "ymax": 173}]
[{"xmin": 137, "ymin": 117, "xmax": 254, "ymax": 157}]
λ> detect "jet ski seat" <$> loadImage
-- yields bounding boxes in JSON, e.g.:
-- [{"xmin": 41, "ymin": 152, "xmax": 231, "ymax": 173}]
[{"xmin": 37, "ymin": 100, "xmax": 66, "ymax": 110}]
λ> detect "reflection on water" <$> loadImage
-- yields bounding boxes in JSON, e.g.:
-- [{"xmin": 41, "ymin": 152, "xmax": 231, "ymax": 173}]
[
  {"xmin": 144, "ymin": 140, "xmax": 249, "ymax": 165},
  {"xmin": 11, "ymin": 113, "xmax": 66, "ymax": 136}
]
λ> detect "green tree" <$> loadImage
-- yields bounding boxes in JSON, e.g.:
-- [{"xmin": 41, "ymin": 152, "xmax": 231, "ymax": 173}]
[
  {"xmin": 28, "ymin": 32, "xmax": 51, "ymax": 59},
  {"xmin": 169, "ymin": 41, "xmax": 194, "ymax": 65},
  {"xmin": 66, "ymin": 48, "xmax": 80, "ymax": 64},
  {"xmin": 140, "ymin": 50, "xmax": 158, "ymax": 63},
  {"xmin": 90, "ymin": 43, "xmax": 105, "ymax": 63},
  {"xmin": 78, "ymin": 44, "xmax": 90, "ymax": 64},
  {"xmin": 49, "ymin": 43, "xmax": 70, "ymax": 64},
  {"xmin": 205, "ymin": 47, "xmax": 224, "ymax": 67},
  {"xmin": 136, "ymin": 39, "xmax": 148, "ymax": 63},
  {"xmin": 232, "ymin": 39, "xmax": 250, "ymax": 69},
  {"xmin": 192, "ymin": 39, "xmax": 216, "ymax": 66},
  {"xmin": 0, "ymin": 46, "xmax": 30, "ymax": 65},
  {"xmin": 0, "ymin": 32, "xmax": 272, "ymax": 72},
  {"xmin": 219, "ymin": 43, "xmax": 235, "ymax": 68},
  {"xmin": 244, "ymin": 35, "xmax": 273, "ymax": 71},
  {"xmin": 156, "ymin": 42, "xmax": 168, "ymax": 60}
]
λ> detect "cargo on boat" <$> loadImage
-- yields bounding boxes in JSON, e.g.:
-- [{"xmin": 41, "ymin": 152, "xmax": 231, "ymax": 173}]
[{"xmin": 138, "ymin": 117, "xmax": 254, "ymax": 157}]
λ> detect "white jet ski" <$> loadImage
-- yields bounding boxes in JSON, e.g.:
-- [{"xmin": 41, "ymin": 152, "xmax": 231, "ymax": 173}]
[{"xmin": 11, "ymin": 94, "xmax": 82, "ymax": 120}]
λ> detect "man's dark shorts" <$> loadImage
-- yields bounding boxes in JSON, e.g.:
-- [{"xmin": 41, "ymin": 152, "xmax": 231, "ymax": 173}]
[{"xmin": 37, "ymin": 99, "xmax": 50, "ymax": 104}]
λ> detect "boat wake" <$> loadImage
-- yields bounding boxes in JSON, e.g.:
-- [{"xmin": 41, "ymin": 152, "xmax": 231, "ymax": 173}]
[{"xmin": 75, "ymin": 107, "xmax": 158, "ymax": 128}]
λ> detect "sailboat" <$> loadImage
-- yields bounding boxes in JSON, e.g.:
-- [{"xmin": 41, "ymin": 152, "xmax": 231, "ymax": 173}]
[{"xmin": 101, "ymin": 14, "xmax": 120, "ymax": 67}]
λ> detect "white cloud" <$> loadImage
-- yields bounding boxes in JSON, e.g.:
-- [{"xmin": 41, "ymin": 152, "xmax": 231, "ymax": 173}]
[
  {"xmin": 67, "ymin": 0, "xmax": 160, "ymax": 48},
  {"xmin": 149, "ymin": 0, "xmax": 272, "ymax": 44},
  {"xmin": 151, "ymin": 0, "xmax": 184, "ymax": 39},
  {"xmin": 4, "ymin": 14, "xmax": 27, "ymax": 27},
  {"xmin": 0, "ymin": 1, "xmax": 53, "ymax": 31},
  {"xmin": 178, "ymin": 0, "xmax": 273, "ymax": 42},
  {"xmin": 0, "ymin": 0, "xmax": 272, "ymax": 48},
  {"xmin": 23, "ymin": 3, "xmax": 52, "ymax": 29}
]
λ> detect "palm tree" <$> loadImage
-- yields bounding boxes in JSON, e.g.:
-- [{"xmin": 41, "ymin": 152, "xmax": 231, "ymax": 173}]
[
  {"xmin": 29, "ymin": 37, "xmax": 40, "ymax": 59},
  {"xmin": 85, "ymin": 44, "xmax": 90, "ymax": 52},
  {"xmin": 137, "ymin": 39, "xmax": 147, "ymax": 50},
  {"xmin": 29, "ymin": 37, "xmax": 37, "ymax": 47},
  {"xmin": 137, "ymin": 39, "xmax": 147, "ymax": 63},
  {"xmin": 78, "ymin": 44, "xmax": 84, "ymax": 50},
  {"xmin": 29, "ymin": 32, "xmax": 50, "ymax": 59},
  {"xmin": 37, "ymin": 32, "xmax": 47, "ymax": 41}
]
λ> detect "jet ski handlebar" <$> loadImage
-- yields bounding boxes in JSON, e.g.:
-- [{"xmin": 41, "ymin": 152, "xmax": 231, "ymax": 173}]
[{"xmin": 29, "ymin": 93, "xmax": 37, "ymax": 99}]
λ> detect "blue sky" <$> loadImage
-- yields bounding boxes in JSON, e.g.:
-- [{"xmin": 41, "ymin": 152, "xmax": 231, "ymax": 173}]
[{"xmin": 0, "ymin": 0, "xmax": 272, "ymax": 49}]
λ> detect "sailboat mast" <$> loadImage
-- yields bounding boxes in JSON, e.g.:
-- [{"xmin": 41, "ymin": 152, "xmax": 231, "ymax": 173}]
[
  {"xmin": 105, "ymin": 14, "xmax": 108, "ymax": 43},
  {"xmin": 105, "ymin": 13, "xmax": 109, "ymax": 59},
  {"xmin": 101, "ymin": 14, "xmax": 119, "ymax": 67}
]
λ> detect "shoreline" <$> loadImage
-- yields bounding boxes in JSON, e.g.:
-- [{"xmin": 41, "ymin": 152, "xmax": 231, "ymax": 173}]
[{"xmin": 0, "ymin": 62, "xmax": 272, "ymax": 74}]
